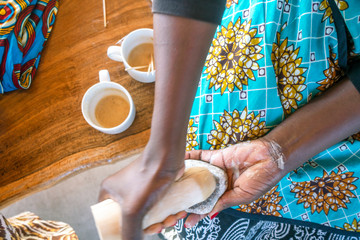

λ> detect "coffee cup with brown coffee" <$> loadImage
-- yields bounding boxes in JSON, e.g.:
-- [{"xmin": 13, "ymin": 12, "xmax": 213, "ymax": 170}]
[
  {"xmin": 81, "ymin": 70, "xmax": 135, "ymax": 134},
  {"xmin": 107, "ymin": 28, "xmax": 155, "ymax": 83}
]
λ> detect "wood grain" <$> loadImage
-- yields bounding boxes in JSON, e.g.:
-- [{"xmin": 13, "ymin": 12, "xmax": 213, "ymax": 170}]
[{"xmin": 0, "ymin": 0, "xmax": 154, "ymax": 207}]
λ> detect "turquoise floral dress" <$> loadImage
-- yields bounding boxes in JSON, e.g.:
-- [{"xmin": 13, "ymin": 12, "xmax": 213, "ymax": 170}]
[{"xmin": 161, "ymin": 0, "xmax": 360, "ymax": 239}]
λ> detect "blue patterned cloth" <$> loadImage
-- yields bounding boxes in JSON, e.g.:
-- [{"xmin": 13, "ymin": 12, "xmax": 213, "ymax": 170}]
[
  {"xmin": 169, "ymin": 0, "xmax": 360, "ymax": 238},
  {"xmin": 0, "ymin": 0, "xmax": 59, "ymax": 94}
]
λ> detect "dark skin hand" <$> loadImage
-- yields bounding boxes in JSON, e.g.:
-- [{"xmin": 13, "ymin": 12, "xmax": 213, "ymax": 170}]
[
  {"xmin": 99, "ymin": 14, "xmax": 218, "ymax": 240},
  {"xmin": 99, "ymin": 7, "xmax": 360, "ymax": 239},
  {"xmin": 99, "ymin": 147, "xmax": 185, "ymax": 237},
  {"xmin": 146, "ymin": 77, "xmax": 360, "ymax": 232},
  {"xmin": 183, "ymin": 139, "xmax": 284, "ymax": 227}
]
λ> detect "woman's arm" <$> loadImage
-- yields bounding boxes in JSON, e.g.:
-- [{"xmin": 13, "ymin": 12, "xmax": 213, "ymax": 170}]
[
  {"xmin": 182, "ymin": 77, "xmax": 360, "ymax": 227},
  {"xmin": 100, "ymin": 14, "xmax": 219, "ymax": 240},
  {"xmin": 264, "ymin": 77, "xmax": 360, "ymax": 174},
  {"xmin": 146, "ymin": 14, "xmax": 218, "ymax": 171}
]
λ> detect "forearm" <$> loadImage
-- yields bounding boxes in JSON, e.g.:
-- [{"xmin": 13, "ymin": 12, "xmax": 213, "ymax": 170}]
[
  {"xmin": 145, "ymin": 14, "xmax": 218, "ymax": 168},
  {"xmin": 264, "ymin": 77, "xmax": 360, "ymax": 173}
]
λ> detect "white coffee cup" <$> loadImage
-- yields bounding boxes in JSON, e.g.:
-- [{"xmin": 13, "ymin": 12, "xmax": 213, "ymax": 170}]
[
  {"xmin": 81, "ymin": 70, "xmax": 135, "ymax": 134},
  {"xmin": 107, "ymin": 28, "xmax": 155, "ymax": 83}
]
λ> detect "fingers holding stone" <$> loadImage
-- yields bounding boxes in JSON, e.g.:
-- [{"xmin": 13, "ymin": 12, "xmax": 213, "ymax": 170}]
[
  {"xmin": 144, "ymin": 222, "xmax": 163, "ymax": 235},
  {"xmin": 184, "ymin": 213, "xmax": 207, "ymax": 228},
  {"xmin": 144, "ymin": 211, "xmax": 187, "ymax": 235}
]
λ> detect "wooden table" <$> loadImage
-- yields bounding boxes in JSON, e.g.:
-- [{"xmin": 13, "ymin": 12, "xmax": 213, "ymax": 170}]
[{"xmin": 0, "ymin": 0, "xmax": 154, "ymax": 207}]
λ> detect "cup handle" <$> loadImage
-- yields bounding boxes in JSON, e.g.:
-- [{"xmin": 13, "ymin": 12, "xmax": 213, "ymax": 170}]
[
  {"xmin": 107, "ymin": 46, "xmax": 123, "ymax": 62},
  {"xmin": 99, "ymin": 70, "xmax": 111, "ymax": 82}
]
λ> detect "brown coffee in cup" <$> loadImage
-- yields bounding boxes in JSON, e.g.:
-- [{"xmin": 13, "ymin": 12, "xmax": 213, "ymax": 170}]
[
  {"xmin": 127, "ymin": 43, "xmax": 154, "ymax": 71},
  {"xmin": 95, "ymin": 94, "xmax": 130, "ymax": 128}
]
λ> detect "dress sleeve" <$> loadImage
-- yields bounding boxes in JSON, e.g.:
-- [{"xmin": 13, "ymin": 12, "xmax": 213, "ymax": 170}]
[
  {"xmin": 348, "ymin": 60, "xmax": 360, "ymax": 93},
  {"xmin": 152, "ymin": 0, "xmax": 226, "ymax": 25},
  {"xmin": 327, "ymin": 0, "xmax": 360, "ymax": 93}
]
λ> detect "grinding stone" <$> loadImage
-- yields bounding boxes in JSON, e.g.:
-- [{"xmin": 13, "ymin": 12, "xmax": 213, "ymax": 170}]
[{"xmin": 184, "ymin": 160, "xmax": 228, "ymax": 214}]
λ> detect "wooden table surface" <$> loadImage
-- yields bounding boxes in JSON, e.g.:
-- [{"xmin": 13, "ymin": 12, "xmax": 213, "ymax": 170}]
[{"xmin": 0, "ymin": 0, "xmax": 154, "ymax": 207}]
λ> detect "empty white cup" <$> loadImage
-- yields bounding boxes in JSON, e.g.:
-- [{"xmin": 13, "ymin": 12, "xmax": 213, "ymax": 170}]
[
  {"xmin": 107, "ymin": 28, "xmax": 155, "ymax": 83},
  {"xmin": 81, "ymin": 70, "xmax": 135, "ymax": 134}
]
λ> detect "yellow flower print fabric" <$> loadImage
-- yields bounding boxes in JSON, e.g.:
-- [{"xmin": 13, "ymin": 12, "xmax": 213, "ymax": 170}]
[
  {"xmin": 186, "ymin": 119, "xmax": 199, "ymax": 151},
  {"xmin": 317, "ymin": 51, "xmax": 343, "ymax": 92},
  {"xmin": 237, "ymin": 186, "xmax": 283, "ymax": 217},
  {"xmin": 207, "ymin": 107, "xmax": 268, "ymax": 150},
  {"xmin": 337, "ymin": 218, "xmax": 360, "ymax": 232},
  {"xmin": 187, "ymin": 0, "xmax": 360, "ymax": 232},
  {"xmin": 271, "ymin": 31, "xmax": 307, "ymax": 115},
  {"xmin": 319, "ymin": 0, "xmax": 349, "ymax": 23},
  {"xmin": 204, "ymin": 18, "xmax": 263, "ymax": 95},
  {"xmin": 291, "ymin": 170, "xmax": 358, "ymax": 215}
]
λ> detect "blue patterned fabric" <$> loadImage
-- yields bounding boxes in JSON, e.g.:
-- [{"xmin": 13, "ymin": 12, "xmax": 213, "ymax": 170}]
[
  {"xmin": 177, "ymin": 0, "xmax": 360, "ymax": 237},
  {"xmin": 0, "ymin": 0, "xmax": 59, "ymax": 94}
]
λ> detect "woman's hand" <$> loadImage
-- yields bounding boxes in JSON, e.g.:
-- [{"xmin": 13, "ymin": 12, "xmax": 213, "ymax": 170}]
[
  {"xmin": 99, "ymin": 146, "xmax": 185, "ymax": 240},
  {"xmin": 182, "ymin": 77, "xmax": 360, "ymax": 228},
  {"xmin": 183, "ymin": 139, "xmax": 287, "ymax": 227},
  {"xmin": 142, "ymin": 139, "xmax": 288, "ymax": 233}
]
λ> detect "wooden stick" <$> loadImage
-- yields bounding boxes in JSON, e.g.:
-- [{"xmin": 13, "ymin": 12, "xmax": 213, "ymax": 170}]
[
  {"xmin": 147, "ymin": 61, "xmax": 151, "ymax": 75},
  {"xmin": 150, "ymin": 54, "xmax": 154, "ymax": 72},
  {"xmin": 103, "ymin": 0, "xmax": 107, "ymax": 27},
  {"xmin": 147, "ymin": 55, "xmax": 153, "ymax": 75},
  {"xmin": 125, "ymin": 65, "xmax": 148, "ymax": 71}
]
